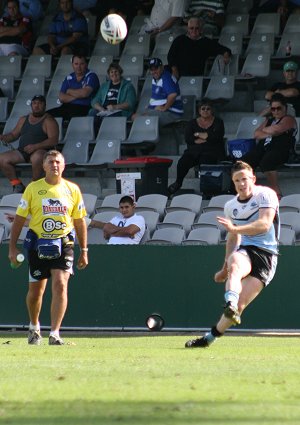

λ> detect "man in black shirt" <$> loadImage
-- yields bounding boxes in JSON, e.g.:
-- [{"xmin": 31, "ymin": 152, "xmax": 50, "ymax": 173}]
[
  {"xmin": 265, "ymin": 61, "xmax": 300, "ymax": 116},
  {"xmin": 167, "ymin": 16, "xmax": 231, "ymax": 79}
]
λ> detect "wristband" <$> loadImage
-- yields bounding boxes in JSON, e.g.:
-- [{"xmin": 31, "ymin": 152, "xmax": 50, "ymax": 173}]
[{"xmin": 81, "ymin": 248, "xmax": 88, "ymax": 252}]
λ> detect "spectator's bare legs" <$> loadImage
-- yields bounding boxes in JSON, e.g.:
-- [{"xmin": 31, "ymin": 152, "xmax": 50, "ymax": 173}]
[
  {"xmin": 30, "ymin": 150, "xmax": 47, "ymax": 180},
  {"xmin": 0, "ymin": 151, "xmax": 24, "ymax": 180},
  {"xmin": 264, "ymin": 170, "xmax": 281, "ymax": 197},
  {"xmin": 32, "ymin": 46, "xmax": 46, "ymax": 55},
  {"xmin": 50, "ymin": 270, "xmax": 70, "ymax": 333},
  {"xmin": 26, "ymin": 280, "xmax": 47, "ymax": 326}
]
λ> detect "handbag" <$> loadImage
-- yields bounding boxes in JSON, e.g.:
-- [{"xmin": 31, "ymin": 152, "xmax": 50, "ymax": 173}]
[{"xmin": 227, "ymin": 138, "xmax": 256, "ymax": 159}]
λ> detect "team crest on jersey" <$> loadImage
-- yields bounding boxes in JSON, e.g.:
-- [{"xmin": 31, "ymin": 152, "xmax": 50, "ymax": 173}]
[
  {"xmin": 233, "ymin": 208, "xmax": 238, "ymax": 217},
  {"xmin": 250, "ymin": 201, "xmax": 258, "ymax": 209},
  {"xmin": 38, "ymin": 190, "xmax": 47, "ymax": 195},
  {"xmin": 42, "ymin": 198, "xmax": 67, "ymax": 215}
]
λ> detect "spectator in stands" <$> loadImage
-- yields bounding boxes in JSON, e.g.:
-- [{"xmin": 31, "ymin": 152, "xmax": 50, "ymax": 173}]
[
  {"xmin": 32, "ymin": 0, "xmax": 89, "ymax": 56},
  {"xmin": 89, "ymin": 195, "xmax": 146, "ymax": 245},
  {"xmin": 168, "ymin": 98, "xmax": 225, "ymax": 195},
  {"xmin": 3, "ymin": 0, "xmax": 43, "ymax": 21},
  {"xmin": 242, "ymin": 93, "xmax": 297, "ymax": 199},
  {"xmin": 0, "ymin": 95, "xmax": 59, "ymax": 193},
  {"xmin": 264, "ymin": 61, "xmax": 300, "ymax": 116},
  {"xmin": 47, "ymin": 54, "xmax": 100, "ymax": 121},
  {"xmin": 167, "ymin": 16, "xmax": 231, "ymax": 79},
  {"xmin": 184, "ymin": 0, "xmax": 225, "ymax": 36},
  {"xmin": 0, "ymin": 0, "xmax": 33, "ymax": 56},
  {"xmin": 133, "ymin": 57, "xmax": 183, "ymax": 127},
  {"xmin": 139, "ymin": 0, "xmax": 185, "ymax": 35},
  {"xmin": 88, "ymin": 62, "xmax": 137, "ymax": 129}
]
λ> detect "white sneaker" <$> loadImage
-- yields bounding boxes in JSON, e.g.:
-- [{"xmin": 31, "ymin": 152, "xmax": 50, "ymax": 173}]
[
  {"xmin": 49, "ymin": 335, "xmax": 64, "ymax": 345},
  {"xmin": 28, "ymin": 329, "xmax": 42, "ymax": 345}
]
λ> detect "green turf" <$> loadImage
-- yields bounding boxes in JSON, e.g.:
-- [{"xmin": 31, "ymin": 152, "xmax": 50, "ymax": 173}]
[{"xmin": 1, "ymin": 334, "xmax": 300, "ymax": 425}]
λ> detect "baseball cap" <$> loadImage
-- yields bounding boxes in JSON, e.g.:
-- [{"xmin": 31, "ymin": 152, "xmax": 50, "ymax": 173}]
[
  {"xmin": 31, "ymin": 95, "xmax": 46, "ymax": 103},
  {"xmin": 283, "ymin": 61, "xmax": 298, "ymax": 72},
  {"xmin": 149, "ymin": 58, "xmax": 163, "ymax": 69}
]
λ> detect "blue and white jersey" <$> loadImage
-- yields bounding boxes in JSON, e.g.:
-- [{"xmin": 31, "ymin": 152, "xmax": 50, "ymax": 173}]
[
  {"xmin": 224, "ymin": 185, "xmax": 280, "ymax": 254},
  {"xmin": 149, "ymin": 69, "xmax": 183, "ymax": 115},
  {"xmin": 60, "ymin": 69, "xmax": 100, "ymax": 106}
]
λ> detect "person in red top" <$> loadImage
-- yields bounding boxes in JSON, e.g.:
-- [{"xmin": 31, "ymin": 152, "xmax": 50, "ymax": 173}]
[{"xmin": 0, "ymin": 0, "xmax": 33, "ymax": 56}]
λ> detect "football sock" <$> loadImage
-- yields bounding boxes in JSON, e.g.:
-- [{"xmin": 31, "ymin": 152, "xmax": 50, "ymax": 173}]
[
  {"xmin": 49, "ymin": 331, "xmax": 60, "ymax": 338},
  {"xmin": 204, "ymin": 326, "xmax": 223, "ymax": 345},
  {"xmin": 29, "ymin": 322, "xmax": 40, "ymax": 332},
  {"xmin": 224, "ymin": 290, "xmax": 239, "ymax": 308}
]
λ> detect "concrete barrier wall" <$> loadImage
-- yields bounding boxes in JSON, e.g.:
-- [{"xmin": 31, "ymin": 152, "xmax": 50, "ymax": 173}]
[{"xmin": 1, "ymin": 245, "xmax": 299, "ymax": 329}]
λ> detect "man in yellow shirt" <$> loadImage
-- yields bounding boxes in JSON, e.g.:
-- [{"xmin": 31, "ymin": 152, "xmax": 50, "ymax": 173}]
[{"xmin": 8, "ymin": 150, "xmax": 88, "ymax": 345}]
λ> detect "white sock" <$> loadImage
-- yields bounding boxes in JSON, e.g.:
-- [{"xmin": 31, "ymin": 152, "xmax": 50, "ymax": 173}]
[
  {"xmin": 29, "ymin": 322, "xmax": 40, "ymax": 331},
  {"xmin": 49, "ymin": 331, "xmax": 60, "ymax": 338},
  {"xmin": 225, "ymin": 290, "xmax": 239, "ymax": 308}
]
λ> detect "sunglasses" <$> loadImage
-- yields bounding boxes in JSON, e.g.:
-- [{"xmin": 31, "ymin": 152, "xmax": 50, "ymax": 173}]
[
  {"xmin": 271, "ymin": 106, "xmax": 283, "ymax": 112},
  {"xmin": 200, "ymin": 106, "xmax": 211, "ymax": 111}
]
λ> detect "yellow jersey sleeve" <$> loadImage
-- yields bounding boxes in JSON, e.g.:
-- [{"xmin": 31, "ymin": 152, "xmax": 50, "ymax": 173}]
[{"xmin": 16, "ymin": 178, "xmax": 87, "ymax": 239}]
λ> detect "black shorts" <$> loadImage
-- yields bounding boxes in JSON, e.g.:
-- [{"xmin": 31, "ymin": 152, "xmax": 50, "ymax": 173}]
[
  {"xmin": 237, "ymin": 245, "xmax": 278, "ymax": 286},
  {"xmin": 38, "ymin": 42, "xmax": 88, "ymax": 55},
  {"xmin": 28, "ymin": 244, "xmax": 74, "ymax": 282},
  {"xmin": 18, "ymin": 148, "xmax": 31, "ymax": 163}
]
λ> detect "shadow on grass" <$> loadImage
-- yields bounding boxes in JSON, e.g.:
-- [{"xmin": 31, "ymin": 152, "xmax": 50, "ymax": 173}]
[{"xmin": 3, "ymin": 401, "xmax": 300, "ymax": 425}]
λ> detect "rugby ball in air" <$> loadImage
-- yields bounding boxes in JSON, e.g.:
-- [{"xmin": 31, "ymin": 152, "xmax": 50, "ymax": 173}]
[{"xmin": 100, "ymin": 14, "xmax": 127, "ymax": 45}]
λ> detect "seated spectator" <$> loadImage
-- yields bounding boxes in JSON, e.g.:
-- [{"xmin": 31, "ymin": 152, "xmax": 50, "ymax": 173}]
[
  {"xmin": 89, "ymin": 62, "xmax": 137, "ymax": 130},
  {"xmin": 89, "ymin": 195, "xmax": 146, "ymax": 245},
  {"xmin": 32, "ymin": 0, "xmax": 89, "ymax": 56},
  {"xmin": 184, "ymin": 0, "xmax": 225, "ymax": 36},
  {"xmin": 3, "ymin": 0, "xmax": 43, "ymax": 21},
  {"xmin": 264, "ymin": 61, "xmax": 300, "ymax": 116},
  {"xmin": 0, "ymin": 0, "xmax": 33, "ymax": 56},
  {"xmin": 168, "ymin": 99, "xmax": 225, "ymax": 195},
  {"xmin": 139, "ymin": 0, "xmax": 185, "ymax": 35},
  {"xmin": 0, "ymin": 95, "xmax": 59, "ymax": 193},
  {"xmin": 133, "ymin": 57, "xmax": 183, "ymax": 127},
  {"xmin": 167, "ymin": 17, "xmax": 231, "ymax": 79},
  {"xmin": 47, "ymin": 54, "xmax": 100, "ymax": 121},
  {"xmin": 242, "ymin": 93, "xmax": 297, "ymax": 198}
]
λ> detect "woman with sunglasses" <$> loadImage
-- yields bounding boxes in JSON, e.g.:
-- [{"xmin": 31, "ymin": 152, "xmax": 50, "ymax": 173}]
[
  {"xmin": 242, "ymin": 93, "xmax": 297, "ymax": 199},
  {"xmin": 168, "ymin": 99, "xmax": 225, "ymax": 195}
]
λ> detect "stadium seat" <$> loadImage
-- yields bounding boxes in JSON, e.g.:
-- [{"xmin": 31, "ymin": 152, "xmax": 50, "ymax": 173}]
[
  {"xmin": 235, "ymin": 116, "xmax": 264, "ymax": 139},
  {"xmin": 152, "ymin": 32, "xmax": 177, "ymax": 57},
  {"xmin": 182, "ymin": 227, "xmax": 221, "ymax": 245},
  {"xmin": 0, "ymin": 97, "xmax": 8, "ymax": 122},
  {"xmin": 245, "ymin": 33, "xmax": 275, "ymax": 56},
  {"xmin": 251, "ymin": 13, "xmax": 280, "ymax": 35},
  {"xmin": 91, "ymin": 36, "xmax": 120, "ymax": 57},
  {"xmin": 145, "ymin": 227, "xmax": 185, "ymax": 245},
  {"xmin": 178, "ymin": 76, "xmax": 203, "ymax": 99},
  {"xmin": 82, "ymin": 193, "xmax": 97, "ymax": 217},
  {"xmin": 192, "ymin": 211, "xmax": 226, "ymax": 240},
  {"xmin": 274, "ymin": 33, "xmax": 300, "ymax": 58},
  {"xmin": 240, "ymin": 53, "xmax": 270, "ymax": 78},
  {"xmin": 124, "ymin": 75, "xmax": 139, "ymax": 96},
  {"xmin": 280, "ymin": 212, "xmax": 300, "ymax": 241},
  {"xmin": 16, "ymin": 76, "xmax": 45, "ymax": 98},
  {"xmin": 96, "ymin": 117, "xmax": 127, "ymax": 143},
  {"xmin": 122, "ymin": 116, "xmax": 159, "ymax": 152},
  {"xmin": 202, "ymin": 194, "xmax": 235, "ymax": 212},
  {"xmin": 85, "ymin": 140, "xmax": 121, "ymax": 165},
  {"xmin": 0, "ymin": 56, "xmax": 22, "ymax": 78},
  {"xmin": 136, "ymin": 194, "xmax": 168, "ymax": 218},
  {"xmin": 136, "ymin": 210, "xmax": 160, "ymax": 236},
  {"xmin": 53, "ymin": 55, "xmax": 73, "ymax": 77},
  {"xmin": 221, "ymin": 14, "xmax": 249, "ymax": 36},
  {"xmin": 282, "ymin": 14, "xmax": 300, "ymax": 34},
  {"xmin": 279, "ymin": 194, "xmax": 300, "ymax": 213},
  {"xmin": 165, "ymin": 194, "xmax": 202, "ymax": 215},
  {"xmin": 61, "ymin": 116, "xmax": 95, "ymax": 164},
  {"xmin": 96, "ymin": 194, "xmax": 124, "ymax": 213},
  {"xmin": 226, "ymin": 0, "xmax": 253, "ymax": 14},
  {"xmin": 119, "ymin": 53, "xmax": 144, "ymax": 77},
  {"xmin": 128, "ymin": 14, "xmax": 150, "ymax": 34},
  {"xmin": 0, "ymin": 76, "xmax": 14, "ymax": 99},
  {"xmin": 204, "ymin": 76, "xmax": 235, "ymax": 100},
  {"xmin": 279, "ymin": 227, "xmax": 296, "ymax": 246},
  {"xmin": 88, "ymin": 55, "xmax": 113, "ymax": 77},
  {"xmin": 122, "ymin": 34, "xmax": 151, "ymax": 57},
  {"xmin": 61, "ymin": 138, "xmax": 90, "ymax": 165},
  {"xmin": 0, "ymin": 193, "xmax": 22, "ymax": 213},
  {"xmin": 156, "ymin": 210, "xmax": 196, "ymax": 233},
  {"xmin": 218, "ymin": 32, "xmax": 243, "ymax": 55},
  {"xmin": 23, "ymin": 55, "xmax": 52, "ymax": 78},
  {"xmin": 87, "ymin": 227, "xmax": 107, "ymax": 245},
  {"xmin": 9, "ymin": 97, "xmax": 32, "ymax": 120}
]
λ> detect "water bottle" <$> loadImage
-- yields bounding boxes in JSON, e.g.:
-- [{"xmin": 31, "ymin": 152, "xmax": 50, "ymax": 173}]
[
  {"xmin": 286, "ymin": 41, "xmax": 291, "ymax": 57},
  {"xmin": 10, "ymin": 253, "xmax": 25, "ymax": 269}
]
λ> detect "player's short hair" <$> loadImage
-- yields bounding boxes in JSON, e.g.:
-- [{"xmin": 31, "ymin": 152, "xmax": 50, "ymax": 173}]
[
  {"xmin": 231, "ymin": 160, "xmax": 254, "ymax": 176},
  {"xmin": 43, "ymin": 150, "xmax": 64, "ymax": 163},
  {"xmin": 119, "ymin": 196, "xmax": 134, "ymax": 206}
]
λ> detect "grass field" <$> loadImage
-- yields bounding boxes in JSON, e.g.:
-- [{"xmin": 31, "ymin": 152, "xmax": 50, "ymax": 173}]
[{"xmin": 1, "ymin": 334, "xmax": 300, "ymax": 425}]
